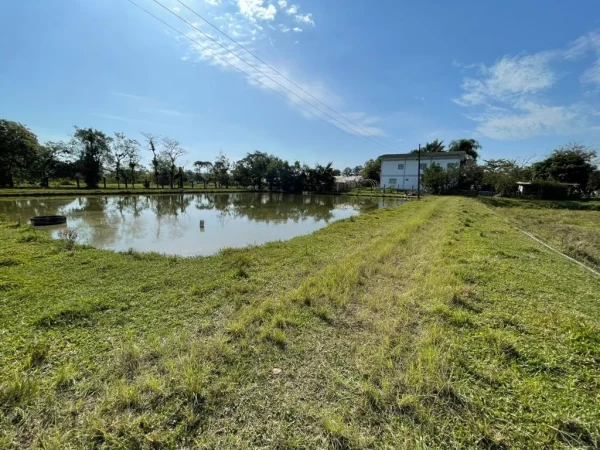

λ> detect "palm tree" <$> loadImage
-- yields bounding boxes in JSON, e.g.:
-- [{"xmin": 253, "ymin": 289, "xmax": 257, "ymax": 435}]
[
  {"xmin": 448, "ymin": 139, "xmax": 481, "ymax": 160},
  {"xmin": 412, "ymin": 139, "xmax": 445, "ymax": 154},
  {"xmin": 424, "ymin": 139, "xmax": 445, "ymax": 153}
]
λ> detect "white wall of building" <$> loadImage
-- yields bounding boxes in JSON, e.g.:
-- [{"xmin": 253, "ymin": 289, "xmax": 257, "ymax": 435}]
[{"xmin": 380, "ymin": 155, "xmax": 462, "ymax": 190}]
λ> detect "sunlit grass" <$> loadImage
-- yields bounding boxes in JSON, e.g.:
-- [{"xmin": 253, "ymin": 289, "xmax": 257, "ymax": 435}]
[{"xmin": 1, "ymin": 197, "xmax": 599, "ymax": 448}]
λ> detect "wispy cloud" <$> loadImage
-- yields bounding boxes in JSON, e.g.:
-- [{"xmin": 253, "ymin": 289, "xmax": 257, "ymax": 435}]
[
  {"xmin": 141, "ymin": 108, "xmax": 191, "ymax": 117},
  {"xmin": 161, "ymin": 0, "xmax": 384, "ymax": 137},
  {"xmin": 454, "ymin": 31, "xmax": 600, "ymax": 140},
  {"xmin": 454, "ymin": 52, "xmax": 556, "ymax": 107},
  {"xmin": 237, "ymin": 0, "xmax": 277, "ymax": 22},
  {"xmin": 92, "ymin": 113, "xmax": 164, "ymax": 127},
  {"xmin": 295, "ymin": 13, "xmax": 314, "ymax": 26},
  {"xmin": 108, "ymin": 91, "xmax": 152, "ymax": 102}
]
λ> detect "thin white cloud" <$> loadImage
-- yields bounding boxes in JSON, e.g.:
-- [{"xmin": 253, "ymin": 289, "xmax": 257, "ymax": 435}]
[
  {"xmin": 455, "ymin": 52, "xmax": 556, "ymax": 106},
  {"xmin": 292, "ymin": 27, "xmax": 302, "ymax": 33},
  {"xmin": 471, "ymin": 102, "xmax": 589, "ymax": 140},
  {"xmin": 205, "ymin": 0, "xmax": 221, "ymax": 5},
  {"xmin": 286, "ymin": 5, "xmax": 298, "ymax": 14},
  {"xmin": 279, "ymin": 24, "xmax": 291, "ymax": 33},
  {"xmin": 455, "ymin": 31, "xmax": 600, "ymax": 139},
  {"xmin": 237, "ymin": 0, "xmax": 277, "ymax": 21},
  {"xmin": 142, "ymin": 108, "xmax": 190, "ymax": 117},
  {"xmin": 172, "ymin": 6, "xmax": 180, "ymax": 13},
  {"xmin": 179, "ymin": 27, "xmax": 385, "ymax": 136},
  {"xmin": 277, "ymin": 0, "xmax": 287, "ymax": 8},
  {"xmin": 108, "ymin": 91, "xmax": 152, "ymax": 102},
  {"xmin": 295, "ymin": 13, "xmax": 314, "ymax": 26}
]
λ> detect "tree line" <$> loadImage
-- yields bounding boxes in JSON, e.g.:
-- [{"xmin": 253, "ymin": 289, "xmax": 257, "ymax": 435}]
[
  {"xmin": 357, "ymin": 138, "xmax": 599, "ymax": 198},
  {"xmin": 0, "ymin": 119, "xmax": 339, "ymax": 193}
]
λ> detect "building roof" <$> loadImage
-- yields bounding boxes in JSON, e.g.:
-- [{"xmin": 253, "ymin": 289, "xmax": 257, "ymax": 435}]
[{"xmin": 379, "ymin": 151, "xmax": 466, "ymax": 160}]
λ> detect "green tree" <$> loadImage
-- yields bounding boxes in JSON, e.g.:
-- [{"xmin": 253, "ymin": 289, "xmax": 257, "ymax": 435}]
[
  {"xmin": 193, "ymin": 161, "xmax": 213, "ymax": 188},
  {"xmin": 361, "ymin": 157, "xmax": 382, "ymax": 182},
  {"xmin": 142, "ymin": 133, "xmax": 160, "ymax": 188},
  {"xmin": 421, "ymin": 164, "xmax": 459, "ymax": 194},
  {"xmin": 126, "ymin": 139, "xmax": 141, "ymax": 188},
  {"xmin": 110, "ymin": 132, "xmax": 128, "ymax": 188},
  {"xmin": 458, "ymin": 159, "xmax": 485, "ymax": 189},
  {"xmin": 212, "ymin": 152, "xmax": 231, "ymax": 188},
  {"xmin": 161, "ymin": 138, "xmax": 186, "ymax": 189},
  {"xmin": 36, "ymin": 141, "xmax": 70, "ymax": 187},
  {"xmin": 531, "ymin": 143, "xmax": 597, "ymax": 194},
  {"xmin": 342, "ymin": 167, "xmax": 353, "ymax": 177},
  {"xmin": 412, "ymin": 139, "xmax": 445, "ymax": 154},
  {"xmin": 482, "ymin": 159, "xmax": 528, "ymax": 196},
  {"xmin": 0, "ymin": 119, "xmax": 40, "ymax": 188},
  {"xmin": 448, "ymin": 138, "xmax": 481, "ymax": 160},
  {"xmin": 72, "ymin": 127, "xmax": 111, "ymax": 188}
]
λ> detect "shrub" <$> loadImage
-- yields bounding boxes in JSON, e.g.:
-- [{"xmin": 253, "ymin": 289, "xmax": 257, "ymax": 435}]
[{"xmin": 58, "ymin": 227, "xmax": 78, "ymax": 250}]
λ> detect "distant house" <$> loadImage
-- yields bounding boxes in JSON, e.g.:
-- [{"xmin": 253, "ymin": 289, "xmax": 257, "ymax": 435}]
[{"xmin": 379, "ymin": 151, "xmax": 466, "ymax": 190}]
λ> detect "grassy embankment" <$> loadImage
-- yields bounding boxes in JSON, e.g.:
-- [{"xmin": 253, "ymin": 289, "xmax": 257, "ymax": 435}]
[
  {"xmin": 481, "ymin": 197, "xmax": 600, "ymax": 270},
  {"xmin": 1, "ymin": 197, "xmax": 599, "ymax": 448}
]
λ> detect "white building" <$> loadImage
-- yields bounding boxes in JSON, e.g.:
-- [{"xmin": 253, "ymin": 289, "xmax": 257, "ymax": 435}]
[{"xmin": 379, "ymin": 151, "xmax": 466, "ymax": 190}]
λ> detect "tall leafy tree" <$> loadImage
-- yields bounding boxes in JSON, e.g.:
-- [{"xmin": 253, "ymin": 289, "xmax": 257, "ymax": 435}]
[
  {"xmin": 161, "ymin": 137, "xmax": 186, "ymax": 189},
  {"xmin": 448, "ymin": 139, "xmax": 481, "ymax": 160},
  {"xmin": 126, "ymin": 139, "xmax": 141, "ymax": 188},
  {"xmin": 421, "ymin": 164, "xmax": 458, "ymax": 194},
  {"xmin": 110, "ymin": 132, "xmax": 128, "ymax": 188},
  {"xmin": 412, "ymin": 139, "xmax": 445, "ymax": 154},
  {"xmin": 531, "ymin": 143, "xmax": 597, "ymax": 194},
  {"xmin": 142, "ymin": 133, "xmax": 160, "ymax": 188},
  {"xmin": 193, "ymin": 161, "xmax": 213, "ymax": 188},
  {"xmin": 72, "ymin": 127, "xmax": 111, "ymax": 188},
  {"xmin": 361, "ymin": 157, "xmax": 382, "ymax": 182},
  {"xmin": 342, "ymin": 167, "xmax": 353, "ymax": 177},
  {"xmin": 36, "ymin": 141, "xmax": 70, "ymax": 187},
  {"xmin": 482, "ymin": 159, "xmax": 529, "ymax": 196},
  {"xmin": 0, "ymin": 119, "xmax": 40, "ymax": 187},
  {"xmin": 212, "ymin": 152, "xmax": 231, "ymax": 188}
]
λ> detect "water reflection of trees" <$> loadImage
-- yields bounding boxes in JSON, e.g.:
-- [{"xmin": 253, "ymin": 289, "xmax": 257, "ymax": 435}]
[{"xmin": 1, "ymin": 194, "xmax": 402, "ymax": 249}]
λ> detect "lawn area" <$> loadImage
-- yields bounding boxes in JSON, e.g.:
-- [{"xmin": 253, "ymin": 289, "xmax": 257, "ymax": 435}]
[
  {"xmin": 1, "ymin": 197, "xmax": 599, "ymax": 448},
  {"xmin": 480, "ymin": 197, "xmax": 600, "ymax": 270}
]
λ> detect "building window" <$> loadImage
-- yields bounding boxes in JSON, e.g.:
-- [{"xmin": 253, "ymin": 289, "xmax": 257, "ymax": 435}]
[
  {"xmin": 447, "ymin": 162, "xmax": 458, "ymax": 169},
  {"xmin": 397, "ymin": 163, "xmax": 404, "ymax": 170},
  {"xmin": 389, "ymin": 178, "xmax": 397, "ymax": 185},
  {"xmin": 420, "ymin": 163, "xmax": 428, "ymax": 170}
]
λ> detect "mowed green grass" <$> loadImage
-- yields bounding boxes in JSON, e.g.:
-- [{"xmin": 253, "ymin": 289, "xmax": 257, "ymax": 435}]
[
  {"xmin": 1, "ymin": 197, "xmax": 599, "ymax": 448},
  {"xmin": 481, "ymin": 197, "xmax": 600, "ymax": 270}
]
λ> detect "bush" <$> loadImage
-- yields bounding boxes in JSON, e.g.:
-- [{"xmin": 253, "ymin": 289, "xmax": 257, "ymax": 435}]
[
  {"xmin": 524, "ymin": 180, "xmax": 578, "ymax": 200},
  {"xmin": 58, "ymin": 227, "xmax": 79, "ymax": 250}
]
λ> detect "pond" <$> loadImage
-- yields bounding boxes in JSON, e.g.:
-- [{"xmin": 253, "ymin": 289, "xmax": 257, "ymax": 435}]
[{"xmin": 0, "ymin": 193, "xmax": 404, "ymax": 256}]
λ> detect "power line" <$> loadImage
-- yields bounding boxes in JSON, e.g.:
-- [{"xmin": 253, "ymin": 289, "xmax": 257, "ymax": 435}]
[
  {"xmin": 126, "ymin": 0, "xmax": 360, "ymax": 136},
  {"xmin": 174, "ymin": 0, "xmax": 399, "ymax": 151},
  {"xmin": 149, "ymin": 0, "xmax": 400, "ymax": 152},
  {"xmin": 127, "ymin": 0, "xmax": 401, "ymax": 153}
]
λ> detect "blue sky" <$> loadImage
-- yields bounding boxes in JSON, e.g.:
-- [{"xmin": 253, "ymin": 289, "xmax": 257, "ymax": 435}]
[{"xmin": 1, "ymin": 0, "xmax": 600, "ymax": 168}]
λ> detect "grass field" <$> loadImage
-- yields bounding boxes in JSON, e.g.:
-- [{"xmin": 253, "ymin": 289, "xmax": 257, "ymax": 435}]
[
  {"xmin": 1, "ymin": 197, "xmax": 599, "ymax": 448},
  {"xmin": 481, "ymin": 197, "xmax": 600, "ymax": 270}
]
